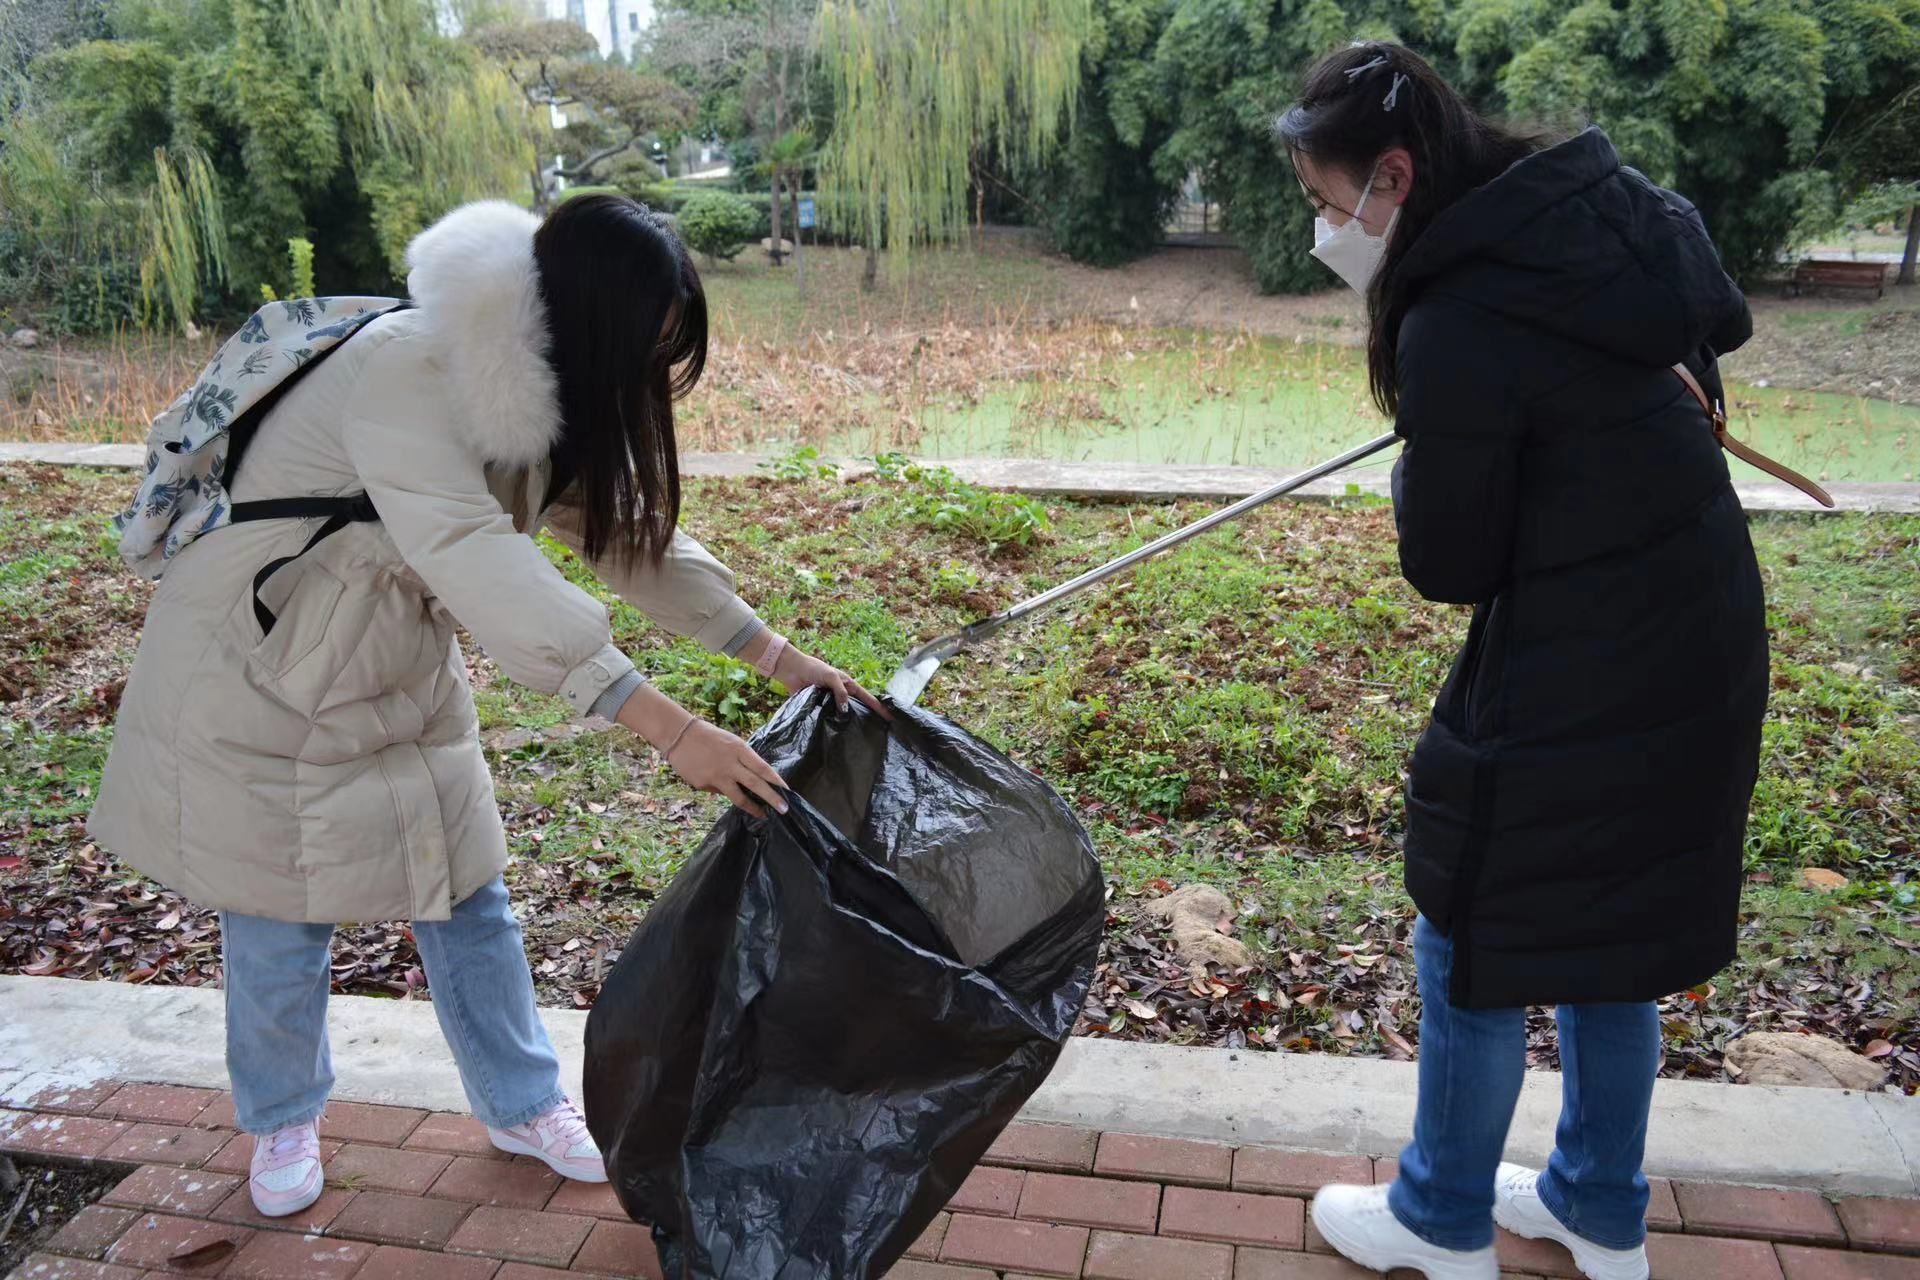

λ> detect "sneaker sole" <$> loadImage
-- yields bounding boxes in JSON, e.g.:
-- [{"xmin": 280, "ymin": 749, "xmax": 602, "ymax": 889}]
[
  {"xmin": 1492, "ymin": 1202, "xmax": 1648, "ymax": 1280},
  {"xmin": 488, "ymin": 1129, "xmax": 609, "ymax": 1183},
  {"xmin": 250, "ymin": 1173, "xmax": 324, "ymax": 1220},
  {"xmin": 1310, "ymin": 1197, "xmax": 1496, "ymax": 1280}
]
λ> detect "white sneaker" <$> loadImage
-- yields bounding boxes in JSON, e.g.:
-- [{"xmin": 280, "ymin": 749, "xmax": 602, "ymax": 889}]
[
  {"xmin": 1310, "ymin": 1183, "xmax": 1498, "ymax": 1280},
  {"xmin": 487, "ymin": 1098, "xmax": 608, "ymax": 1182},
  {"xmin": 249, "ymin": 1118, "xmax": 325, "ymax": 1218},
  {"xmin": 1494, "ymin": 1164, "xmax": 1649, "ymax": 1280}
]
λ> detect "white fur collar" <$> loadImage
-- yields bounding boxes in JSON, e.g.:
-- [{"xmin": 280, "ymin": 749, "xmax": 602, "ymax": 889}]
[{"xmin": 405, "ymin": 201, "xmax": 560, "ymax": 468}]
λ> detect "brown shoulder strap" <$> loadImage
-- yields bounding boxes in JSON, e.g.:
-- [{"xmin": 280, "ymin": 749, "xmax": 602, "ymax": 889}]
[{"xmin": 1671, "ymin": 363, "xmax": 1835, "ymax": 508}]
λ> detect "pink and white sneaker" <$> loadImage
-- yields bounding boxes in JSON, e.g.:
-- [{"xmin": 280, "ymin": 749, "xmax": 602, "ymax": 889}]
[
  {"xmin": 249, "ymin": 1118, "xmax": 325, "ymax": 1218},
  {"xmin": 488, "ymin": 1099, "xmax": 608, "ymax": 1182}
]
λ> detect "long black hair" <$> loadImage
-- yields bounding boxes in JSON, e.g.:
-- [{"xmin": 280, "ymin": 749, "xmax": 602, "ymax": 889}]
[
  {"xmin": 535, "ymin": 193, "xmax": 708, "ymax": 566},
  {"xmin": 1277, "ymin": 43, "xmax": 1550, "ymax": 417}
]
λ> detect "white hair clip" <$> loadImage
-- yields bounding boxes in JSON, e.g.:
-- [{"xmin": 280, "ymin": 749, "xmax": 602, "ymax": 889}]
[
  {"xmin": 1344, "ymin": 55, "xmax": 1390, "ymax": 81},
  {"xmin": 1383, "ymin": 72, "xmax": 1409, "ymax": 110}
]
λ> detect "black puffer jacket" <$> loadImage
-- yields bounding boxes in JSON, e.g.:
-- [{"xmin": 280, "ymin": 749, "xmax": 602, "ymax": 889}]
[{"xmin": 1391, "ymin": 128, "xmax": 1768, "ymax": 1008}]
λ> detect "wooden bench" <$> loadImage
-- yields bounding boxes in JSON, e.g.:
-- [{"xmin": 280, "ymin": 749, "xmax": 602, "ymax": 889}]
[{"xmin": 1789, "ymin": 259, "xmax": 1889, "ymax": 298}]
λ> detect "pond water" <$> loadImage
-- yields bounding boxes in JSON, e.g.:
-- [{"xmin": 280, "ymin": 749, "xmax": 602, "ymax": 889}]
[{"xmin": 822, "ymin": 337, "xmax": 1917, "ymax": 484}]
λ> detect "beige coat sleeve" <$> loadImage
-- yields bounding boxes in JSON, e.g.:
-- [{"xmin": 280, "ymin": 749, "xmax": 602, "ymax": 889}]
[
  {"xmin": 339, "ymin": 341, "xmax": 635, "ymax": 717},
  {"xmin": 541, "ymin": 503, "xmax": 763, "ymax": 657}
]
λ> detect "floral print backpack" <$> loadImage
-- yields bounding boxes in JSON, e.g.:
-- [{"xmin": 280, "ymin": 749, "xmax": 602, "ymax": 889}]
[{"xmin": 115, "ymin": 296, "xmax": 410, "ymax": 631}]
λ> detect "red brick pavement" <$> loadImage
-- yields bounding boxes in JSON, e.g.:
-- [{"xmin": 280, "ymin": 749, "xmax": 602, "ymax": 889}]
[{"xmin": 5, "ymin": 1086, "xmax": 1918, "ymax": 1278}]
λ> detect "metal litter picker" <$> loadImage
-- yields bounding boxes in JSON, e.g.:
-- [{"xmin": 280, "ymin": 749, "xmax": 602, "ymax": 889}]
[{"xmin": 885, "ymin": 432, "xmax": 1402, "ymax": 706}]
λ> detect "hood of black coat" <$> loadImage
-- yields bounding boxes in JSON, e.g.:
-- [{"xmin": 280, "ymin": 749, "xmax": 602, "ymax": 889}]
[{"xmin": 1396, "ymin": 128, "xmax": 1748, "ymax": 365}]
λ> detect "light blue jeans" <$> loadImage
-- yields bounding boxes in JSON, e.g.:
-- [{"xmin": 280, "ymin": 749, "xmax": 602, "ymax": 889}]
[
  {"xmin": 1388, "ymin": 915, "xmax": 1662, "ymax": 1253},
  {"xmin": 220, "ymin": 876, "xmax": 565, "ymax": 1134}
]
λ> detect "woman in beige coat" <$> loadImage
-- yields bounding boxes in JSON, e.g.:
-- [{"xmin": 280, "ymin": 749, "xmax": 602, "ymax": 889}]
[{"xmin": 88, "ymin": 195, "xmax": 881, "ymax": 1218}]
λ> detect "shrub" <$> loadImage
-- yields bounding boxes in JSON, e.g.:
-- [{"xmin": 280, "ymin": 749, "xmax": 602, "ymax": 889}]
[
  {"xmin": 620, "ymin": 177, "xmax": 677, "ymax": 208},
  {"xmin": 257, "ymin": 238, "xmax": 318, "ymax": 303},
  {"xmin": 761, "ymin": 445, "xmax": 837, "ymax": 482},
  {"xmin": 288, "ymin": 237, "xmax": 316, "ymax": 299},
  {"xmin": 898, "ymin": 463, "xmax": 1050, "ymax": 555},
  {"xmin": 652, "ymin": 648, "xmax": 764, "ymax": 728},
  {"xmin": 48, "ymin": 262, "xmax": 144, "ymax": 335},
  {"xmin": 676, "ymin": 190, "xmax": 761, "ymax": 265}
]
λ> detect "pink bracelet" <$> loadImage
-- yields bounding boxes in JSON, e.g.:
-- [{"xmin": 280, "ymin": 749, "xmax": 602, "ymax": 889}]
[{"xmin": 753, "ymin": 631, "xmax": 788, "ymax": 678}]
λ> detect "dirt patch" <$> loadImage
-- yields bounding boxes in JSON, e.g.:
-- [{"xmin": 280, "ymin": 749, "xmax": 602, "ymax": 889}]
[
  {"xmin": 1089, "ymin": 887, "xmax": 1422, "ymax": 1059},
  {"xmin": 0, "ymin": 1157, "xmax": 121, "ymax": 1275},
  {"xmin": 1727, "ymin": 291, "xmax": 1920, "ymax": 405},
  {"xmin": 1020, "ymin": 235, "xmax": 1367, "ymax": 340},
  {"xmin": 1095, "ymin": 880, "xmax": 1920, "ymax": 1090}
]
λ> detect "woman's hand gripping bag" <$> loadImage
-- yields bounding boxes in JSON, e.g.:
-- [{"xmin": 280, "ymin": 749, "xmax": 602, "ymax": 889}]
[{"xmin": 583, "ymin": 689, "xmax": 1102, "ymax": 1279}]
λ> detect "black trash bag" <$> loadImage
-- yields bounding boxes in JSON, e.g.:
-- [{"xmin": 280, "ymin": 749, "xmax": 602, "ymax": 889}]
[{"xmin": 583, "ymin": 689, "xmax": 1102, "ymax": 1280}]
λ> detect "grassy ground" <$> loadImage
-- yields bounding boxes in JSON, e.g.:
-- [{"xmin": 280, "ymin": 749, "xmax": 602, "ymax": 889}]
[{"xmin": 2, "ymin": 462, "xmax": 1915, "ymax": 1089}]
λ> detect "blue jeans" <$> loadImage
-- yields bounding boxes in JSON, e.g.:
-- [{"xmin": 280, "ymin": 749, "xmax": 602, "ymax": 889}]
[
  {"xmin": 220, "ymin": 876, "xmax": 565, "ymax": 1134},
  {"xmin": 1388, "ymin": 915, "xmax": 1661, "ymax": 1253}
]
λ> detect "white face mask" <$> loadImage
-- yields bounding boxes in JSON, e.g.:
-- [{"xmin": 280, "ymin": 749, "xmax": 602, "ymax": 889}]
[{"xmin": 1310, "ymin": 162, "xmax": 1399, "ymax": 295}]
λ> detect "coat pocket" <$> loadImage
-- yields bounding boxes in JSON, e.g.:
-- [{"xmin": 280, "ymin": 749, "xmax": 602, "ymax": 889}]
[
  {"xmin": 299, "ymin": 572, "xmax": 452, "ymax": 763},
  {"xmin": 246, "ymin": 560, "xmax": 348, "ymax": 688},
  {"xmin": 244, "ymin": 555, "xmax": 444, "ymax": 735}
]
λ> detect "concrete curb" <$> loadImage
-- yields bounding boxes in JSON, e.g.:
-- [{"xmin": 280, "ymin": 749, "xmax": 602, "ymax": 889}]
[
  {"xmin": 4, "ymin": 976, "xmax": 1915, "ymax": 1196},
  {"xmin": 4, "ymin": 442, "xmax": 1914, "ymax": 513}
]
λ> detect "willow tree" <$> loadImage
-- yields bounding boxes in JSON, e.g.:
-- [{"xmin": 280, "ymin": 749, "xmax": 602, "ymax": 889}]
[
  {"xmin": 140, "ymin": 147, "xmax": 231, "ymax": 331},
  {"xmin": 814, "ymin": 0, "xmax": 1093, "ymax": 284},
  {"xmin": 0, "ymin": 96, "xmax": 220, "ymax": 333},
  {"xmin": 282, "ymin": 0, "xmax": 533, "ymax": 273},
  {"xmin": 5, "ymin": 0, "xmax": 533, "ymax": 332}
]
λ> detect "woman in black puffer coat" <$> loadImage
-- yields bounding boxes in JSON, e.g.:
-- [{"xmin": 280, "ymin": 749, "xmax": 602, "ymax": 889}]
[{"xmin": 1276, "ymin": 43, "xmax": 1769, "ymax": 1280}]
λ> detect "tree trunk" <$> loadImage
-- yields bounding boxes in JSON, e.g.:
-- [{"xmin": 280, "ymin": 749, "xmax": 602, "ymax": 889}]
[
  {"xmin": 790, "ymin": 181, "xmax": 804, "ymax": 292},
  {"xmin": 768, "ymin": 172, "xmax": 786, "ymax": 266},
  {"xmin": 973, "ymin": 153, "xmax": 984, "ymax": 241},
  {"xmin": 529, "ymin": 166, "xmax": 549, "ymax": 217},
  {"xmin": 1900, "ymin": 204, "xmax": 1919, "ymax": 287},
  {"xmin": 863, "ymin": 243, "xmax": 879, "ymax": 292},
  {"xmin": 765, "ymin": 11, "xmax": 789, "ymax": 268}
]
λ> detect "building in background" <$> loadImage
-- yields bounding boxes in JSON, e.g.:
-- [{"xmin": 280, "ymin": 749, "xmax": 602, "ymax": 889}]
[
  {"xmin": 670, "ymin": 138, "xmax": 731, "ymax": 181},
  {"xmin": 547, "ymin": 0, "xmax": 652, "ymax": 62}
]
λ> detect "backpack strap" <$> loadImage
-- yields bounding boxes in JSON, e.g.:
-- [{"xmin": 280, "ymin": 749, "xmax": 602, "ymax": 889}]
[
  {"xmin": 221, "ymin": 301, "xmax": 415, "ymax": 489},
  {"xmin": 1671, "ymin": 362, "xmax": 1834, "ymax": 508},
  {"xmin": 233, "ymin": 494, "xmax": 381, "ymax": 636},
  {"xmin": 222, "ymin": 302, "xmax": 412, "ymax": 637}
]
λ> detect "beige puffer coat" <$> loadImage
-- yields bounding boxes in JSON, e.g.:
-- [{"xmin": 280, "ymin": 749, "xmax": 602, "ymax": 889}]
[{"xmin": 87, "ymin": 202, "xmax": 760, "ymax": 924}]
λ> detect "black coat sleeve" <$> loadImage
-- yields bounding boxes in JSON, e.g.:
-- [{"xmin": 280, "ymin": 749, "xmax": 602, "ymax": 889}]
[{"xmin": 1390, "ymin": 300, "xmax": 1524, "ymax": 606}]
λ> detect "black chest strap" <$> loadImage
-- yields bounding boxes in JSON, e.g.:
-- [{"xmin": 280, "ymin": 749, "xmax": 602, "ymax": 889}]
[{"xmin": 230, "ymin": 493, "xmax": 381, "ymax": 636}]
